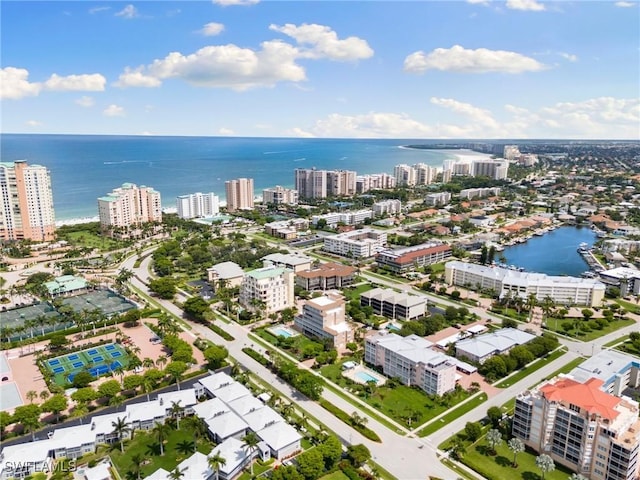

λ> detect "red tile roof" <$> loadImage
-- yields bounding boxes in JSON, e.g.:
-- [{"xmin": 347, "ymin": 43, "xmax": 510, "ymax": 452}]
[{"xmin": 540, "ymin": 377, "xmax": 620, "ymax": 421}]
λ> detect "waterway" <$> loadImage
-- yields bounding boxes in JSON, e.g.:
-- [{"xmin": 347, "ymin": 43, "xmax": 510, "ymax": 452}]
[{"xmin": 502, "ymin": 226, "xmax": 597, "ymax": 277}]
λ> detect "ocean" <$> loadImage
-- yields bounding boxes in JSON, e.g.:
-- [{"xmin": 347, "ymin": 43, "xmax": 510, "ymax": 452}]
[{"xmin": 0, "ymin": 134, "xmax": 483, "ymax": 222}]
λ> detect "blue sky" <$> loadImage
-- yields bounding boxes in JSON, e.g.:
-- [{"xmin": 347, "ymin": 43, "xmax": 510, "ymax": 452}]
[{"xmin": 2, "ymin": 0, "xmax": 639, "ymax": 139}]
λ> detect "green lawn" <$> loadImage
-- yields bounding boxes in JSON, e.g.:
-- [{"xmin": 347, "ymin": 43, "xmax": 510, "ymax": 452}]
[
  {"xmin": 342, "ymin": 283, "xmax": 375, "ymax": 301},
  {"xmin": 614, "ymin": 298, "xmax": 640, "ymax": 314},
  {"xmin": 253, "ymin": 327, "xmax": 324, "ymax": 361},
  {"xmin": 418, "ymin": 393, "xmax": 487, "ymax": 437},
  {"xmin": 536, "ymin": 357, "xmax": 585, "ymax": 386},
  {"xmin": 494, "ymin": 348, "xmax": 566, "ymax": 388},
  {"xmin": 321, "ymin": 359, "xmax": 472, "ymax": 428},
  {"xmin": 63, "ymin": 230, "xmax": 125, "ymax": 251},
  {"xmin": 110, "ymin": 426, "xmax": 214, "ymax": 478},
  {"xmin": 616, "ymin": 341, "xmax": 640, "ymax": 357},
  {"xmin": 604, "ymin": 334, "xmax": 630, "ymax": 347},
  {"xmin": 542, "ymin": 317, "xmax": 635, "ymax": 342},
  {"xmin": 460, "ymin": 440, "xmax": 574, "ymax": 480},
  {"xmin": 320, "ymin": 471, "xmax": 351, "ymax": 480}
]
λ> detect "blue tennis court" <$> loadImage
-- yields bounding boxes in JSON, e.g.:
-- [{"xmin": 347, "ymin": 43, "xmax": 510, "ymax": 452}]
[
  {"xmin": 91, "ymin": 356, "xmax": 104, "ymax": 363},
  {"xmin": 49, "ymin": 359, "xmax": 60, "ymax": 366},
  {"xmin": 110, "ymin": 351, "xmax": 122, "ymax": 358},
  {"xmin": 87, "ymin": 349, "xmax": 99, "ymax": 356},
  {"xmin": 105, "ymin": 345, "xmax": 116, "ymax": 351},
  {"xmin": 72, "ymin": 361, "xmax": 84, "ymax": 368},
  {"xmin": 110, "ymin": 361, "xmax": 122, "ymax": 370},
  {"xmin": 52, "ymin": 366, "xmax": 65, "ymax": 374},
  {"xmin": 68, "ymin": 354, "xmax": 79, "ymax": 361}
]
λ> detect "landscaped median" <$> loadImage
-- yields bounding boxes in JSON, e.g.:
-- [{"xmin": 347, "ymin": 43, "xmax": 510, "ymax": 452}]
[
  {"xmin": 494, "ymin": 347, "xmax": 566, "ymax": 388},
  {"xmin": 318, "ymin": 399, "xmax": 381, "ymax": 442},
  {"xmin": 417, "ymin": 392, "xmax": 488, "ymax": 437}
]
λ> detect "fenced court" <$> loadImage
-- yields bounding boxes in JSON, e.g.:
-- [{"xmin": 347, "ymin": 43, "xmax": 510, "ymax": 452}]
[
  {"xmin": 0, "ymin": 303, "xmax": 65, "ymax": 340},
  {"xmin": 61, "ymin": 290, "xmax": 136, "ymax": 316},
  {"xmin": 44, "ymin": 343, "xmax": 130, "ymax": 386}
]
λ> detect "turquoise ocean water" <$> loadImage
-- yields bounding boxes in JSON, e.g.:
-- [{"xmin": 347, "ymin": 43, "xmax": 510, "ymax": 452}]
[{"xmin": 1, "ymin": 135, "xmax": 462, "ymax": 221}]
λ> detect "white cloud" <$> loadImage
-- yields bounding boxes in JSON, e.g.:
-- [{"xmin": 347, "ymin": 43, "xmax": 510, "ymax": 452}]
[
  {"xmin": 212, "ymin": 0, "xmax": 259, "ymax": 5},
  {"xmin": 200, "ymin": 22, "xmax": 225, "ymax": 36},
  {"xmin": 117, "ymin": 41, "xmax": 306, "ymax": 90},
  {"xmin": 467, "ymin": 0, "xmax": 490, "ymax": 4},
  {"xmin": 559, "ymin": 52, "xmax": 578, "ymax": 62},
  {"xmin": 296, "ymin": 96, "xmax": 639, "ymax": 139},
  {"xmin": 506, "ymin": 0, "xmax": 546, "ymax": 11},
  {"xmin": 115, "ymin": 67, "xmax": 162, "ymax": 88},
  {"xmin": 26, "ymin": 120, "xmax": 42, "ymax": 127},
  {"xmin": 404, "ymin": 45, "xmax": 547, "ymax": 74},
  {"xmin": 287, "ymin": 127, "xmax": 316, "ymax": 138},
  {"xmin": 89, "ymin": 6, "xmax": 110, "ymax": 14},
  {"xmin": 269, "ymin": 23, "xmax": 374, "ymax": 61},
  {"xmin": 0, "ymin": 67, "xmax": 41, "ymax": 99},
  {"xmin": 104, "ymin": 104, "xmax": 125, "ymax": 117},
  {"xmin": 75, "ymin": 96, "xmax": 95, "ymax": 107},
  {"xmin": 615, "ymin": 1, "xmax": 636, "ymax": 6},
  {"xmin": 115, "ymin": 4, "xmax": 139, "ymax": 19},
  {"xmin": 218, "ymin": 127, "xmax": 235, "ymax": 135},
  {"xmin": 43, "ymin": 73, "xmax": 106, "ymax": 91}
]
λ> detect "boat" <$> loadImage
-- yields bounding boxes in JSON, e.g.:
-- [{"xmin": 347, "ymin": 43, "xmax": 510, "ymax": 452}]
[{"xmin": 578, "ymin": 242, "xmax": 589, "ymax": 253}]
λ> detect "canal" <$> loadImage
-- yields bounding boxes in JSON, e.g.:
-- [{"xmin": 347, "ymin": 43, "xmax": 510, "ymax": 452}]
[{"xmin": 502, "ymin": 226, "xmax": 597, "ymax": 277}]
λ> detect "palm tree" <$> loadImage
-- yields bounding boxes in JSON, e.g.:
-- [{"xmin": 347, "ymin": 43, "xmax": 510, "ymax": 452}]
[
  {"xmin": 156, "ymin": 355, "xmax": 168, "ymax": 369},
  {"xmin": 111, "ymin": 417, "xmax": 131, "ymax": 453},
  {"xmin": 130, "ymin": 453, "xmax": 144, "ymax": 480},
  {"xmin": 508, "ymin": 437, "xmax": 524, "ymax": 467},
  {"xmin": 142, "ymin": 357, "xmax": 155, "ymax": 369},
  {"xmin": 280, "ymin": 402, "xmax": 294, "ymax": 420},
  {"xmin": 142, "ymin": 378, "xmax": 154, "ymax": 402},
  {"xmin": 207, "ymin": 451, "xmax": 227, "ymax": 480},
  {"xmin": 175, "ymin": 439, "xmax": 195, "ymax": 456},
  {"xmin": 169, "ymin": 400, "xmax": 184, "ymax": 430},
  {"xmin": 526, "ymin": 293, "xmax": 537, "ymax": 322},
  {"xmin": 241, "ymin": 431, "xmax": 260, "ymax": 475},
  {"xmin": 39, "ymin": 390, "xmax": 50, "ymax": 402},
  {"xmin": 26, "ymin": 390, "xmax": 37, "ymax": 404},
  {"xmin": 153, "ymin": 421, "xmax": 170, "ymax": 456},
  {"xmin": 485, "ymin": 429, "xmax": 502, "ymax": 455},
  {"xmin": 181, "ymin": 415, "xmax": 208, "ymax": 453},
  {"xmin": 168, "ymin": 466, "xmax": 187, "ymax": 480},
  {"xmin": 535, "ymin": 454, "xmax": 555, "ymax": 480}
]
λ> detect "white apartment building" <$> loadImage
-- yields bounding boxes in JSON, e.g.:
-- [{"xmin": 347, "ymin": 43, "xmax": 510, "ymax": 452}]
[
  {"xmin": 323, "ymin": 228, "xmax": 387, "ymax": 258},
  {"xmin": 425, "ymin": 192, "xmax": 451, "ymax": 207},
  {"xmin": 503, "ymin": 145, "xmax": 520, "ymax": 160},
  {"xmin": 364, "ymin": 332, "xmax": 457, "ymax": 396},
  {"xmin": 176, "ymin": 192, "xmax": 219, "ymax": 219},
  {"xmin": 455, "ymin": 328, "xmax": 536, "ymax": 364},
  {"xmin": 413, "ymin": 163, "xmax": 438, "ymax": 185},
  {"xmin": 372, "ymin": 199, "xmax": 402, "ymax": 217},
  {"xmin": 459, "ymin": 187, "xmax": 501, "ymax": 200},
  {"xmin": 355, "ymin": 173, "xmax": 396, "ymax": 193},
  {"xmin": 262, "ymin": 186, "xmax": 298, "ymax": 205},
  {"xmin": 239, "ymin": 266, "xmax": 294, "ymax": 314},
  {"xmin": 264, "ymin": 218, "xmax": 309, "ymax": 240},
  {"xmin": 472, "ymin": 159, "xmax": 509, "ymax": 180},
  {"xmin": 311, "ymin": 209, "xmax": 373, "ymax": 227},
  {"xmin": 444, "ymin": 261, "xmax": 606, "ymax": 306},
  {"xmin": 225, "ymin": 178, "xmax": 254, "ymax": 212},
  {"xmin": 98, "ymin": 183, "xmax": 162, "ymax": 235},
  {"xmin": 513, "ymin": 375, "xmax": 640, "ymax": 480},
  {"xmin": 262, "ymin": 252, "xmax": 313, "ymax": 273},
  {"xmin": 0, "ymin": 161, "xmax": 56, "ymax": 241},
  {"xmin": 294, "ymin": 293, "xmax": 354, "ymax": 349},
  {"xmin": 376, "ymin": 242, "xmax": 452, "ymax": 274},
  {"xmin": 294, "ymin": 168, "xmax": 327, "ymax": 199}
]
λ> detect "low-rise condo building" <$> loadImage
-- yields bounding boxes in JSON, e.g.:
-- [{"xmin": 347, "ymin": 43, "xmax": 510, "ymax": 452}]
[
  {"xmin": 207, "ymin": 261, "xmax": 245, "ymax": 290},
  {"xmin": 264, "ymin": 218, "xmax": 309, "ymax": 239},
  {"xmin": 261, "ymin": 252, "xmax": 313, "ymax": 273},
  {"xmin": 295, "ymin": 262, "xmax": 356, "ymax": 291},
  {"xmin": 364, "ymin": 331, "xmax": 457, "ymax": 396},
  {"xmin": 311, "ymin": 209, "xmax": 373, "ymax": 227},
  {"xmin": 513, "ymin": 375, "xmax": 640, "ymax": 480},
  {"xmin": 294, "ymin": 293, "xmax": 354, "ymax": 350},
  {"xmin": 372, "ymin": 199, "xmax": 402, "ymax": 217},
  {"xmin": 98, "ymin": 183, "xmax": 162, "ymax": 236},
  {"xmin": 444, "ymin": 261, "xmax": 606, "ymax": 306},
  {"xmin": 360, "ymin": 287, "xmax": 426, "ymax": 320},
  {"xmin": 455, "ymin": 328, "xmax": 536, "ymax": 364},
  {"xmin": 568, "ymin": 350, "xmax": 640, "ymax": 397},
  {"xmin": 425, "ymin": 192, "xmax": 451, "ymax": 207},
  {"xmin": 239, "ymin": 266, "xmax": 294, "ymax": 314},
  {"xmin": 375, "ymin": 242, "xmax": 452, "ymax": 274},
  {"xmin": 323, "ymin": 228, "xmax": 387, "ymax": 258}
]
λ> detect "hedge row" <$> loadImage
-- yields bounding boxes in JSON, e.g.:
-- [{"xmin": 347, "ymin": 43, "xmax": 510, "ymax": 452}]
[
  {"xmin": 210, "ymin": 323, "xmax": 234, "ymax": 341},
  {"xmin": 319, "ymin": 399, "xmax": 381, "ymax": 443}
]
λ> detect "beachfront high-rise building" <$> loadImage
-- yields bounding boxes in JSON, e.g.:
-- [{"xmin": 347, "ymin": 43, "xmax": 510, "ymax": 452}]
[
  {"xmin": 98, "ymin": 183, "xmax": 162, "ymax": 235},
  {"xmin": 327, "ymin": 170, "xmax": 356, "ymax": 196},
  {"xmin": 394, "ymin": 164, "xmax": 416, "ymax": 187},
  {"xmin": 513, "ymin": 375, "xmax": 640, "ymax": 480},
  {"xmin": 0, "ymin": 161, "xmax": 56, "ymax": 241},
  {"xmin": 225, "ymin": 178, "xmax": 254, "ymax": 212},
  {"xmin": 355, "ymin": 173, "xmax": 396, "ymax": 193},
  {"xmin": 413, "ymin": 163, "xmax": 438, "ymax": 185},
  {"xmin": 393, "ymin": 164, "xmax": 438, "ymax": 187},
  {"xmin": 176, "ymin": 192, "xmax": 219, "ymax": 219},
  {"xmin": 472, "ymin": 159, "xmax": 509, "ymax": 180},
  {"xmin": 294, "ymin": 168, "xmax": 356, "ymax": 199},
  {"xmin": 262, "ymin": 186, "xmax": 298, "ymax": 206}
]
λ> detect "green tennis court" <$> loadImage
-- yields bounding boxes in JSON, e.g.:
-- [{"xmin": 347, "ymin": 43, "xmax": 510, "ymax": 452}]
[{"xmin": 44, "ymin": 343, "xmax": 130, "ymax": 386}]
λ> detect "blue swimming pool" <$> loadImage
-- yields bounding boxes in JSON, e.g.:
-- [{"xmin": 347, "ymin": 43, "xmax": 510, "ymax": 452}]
[
  {"xmin": 268, "ymin": 326, "xmax": 297, "ymax": 338},
  {"xmin": 356, "ymin": 371, "xmax": 379, "ymax": 384}
]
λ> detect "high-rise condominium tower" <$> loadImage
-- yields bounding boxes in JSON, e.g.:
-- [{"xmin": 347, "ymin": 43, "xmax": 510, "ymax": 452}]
[
  {"xmin": 98, "ymin": 183, "xmax": 162, "ymax": 234},
  {"xmin": 0, "ymin": 160, "xmax": 56, "ymax": 241},
  {"xmin": 225, "ymin": 178, "xmax": 254, "ymax": 212}
]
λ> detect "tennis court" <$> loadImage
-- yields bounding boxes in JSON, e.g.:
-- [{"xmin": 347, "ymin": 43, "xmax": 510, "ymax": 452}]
[
  {"xmin": 60, "ymin": 290, "xmax": 136, "ymax": 316},
  {"xmin": 43, "ymin": 343, "xmax": 130, "ymax": 386},
  {"xmin": 0, "ymin": 303, "xmax": 66, "ymax": 341}
]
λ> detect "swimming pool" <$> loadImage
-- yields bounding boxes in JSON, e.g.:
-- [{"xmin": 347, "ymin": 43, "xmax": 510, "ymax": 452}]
[
  {"xmin": 356, "ymin": 371, "xmax": 380, "ymax": 384},
  {"xmin": 267, "ymin": 326, "xmax": 298, "ymax": 338}
]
